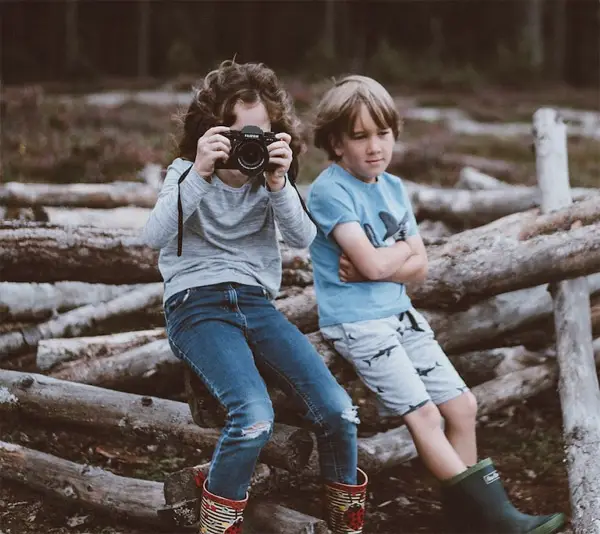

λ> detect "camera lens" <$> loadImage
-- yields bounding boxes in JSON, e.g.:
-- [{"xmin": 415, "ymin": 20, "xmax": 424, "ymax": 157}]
[{"xmin": 238, "ymin": 141, "xmax": 267, "ymax": 172}]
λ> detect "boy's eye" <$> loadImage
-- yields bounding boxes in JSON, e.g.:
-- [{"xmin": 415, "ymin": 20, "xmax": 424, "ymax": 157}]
[{"xmin": 378, "ymin": 129, "xmax": 391, "ymax": 136}]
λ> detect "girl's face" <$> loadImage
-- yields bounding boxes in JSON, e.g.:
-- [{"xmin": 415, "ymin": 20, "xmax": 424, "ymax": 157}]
[
  {"xmin": 216, "ymin": 100, "xmax": 272, "ymax": 185},
  {"xmin": 332, "ymin": 103, "xmax": 395, "ymax": 183}
]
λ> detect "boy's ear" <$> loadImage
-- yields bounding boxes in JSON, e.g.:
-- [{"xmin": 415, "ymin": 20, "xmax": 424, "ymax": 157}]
[{"xmin": 329, "ymin": 133, "xmax": 343, "ymax": 158}]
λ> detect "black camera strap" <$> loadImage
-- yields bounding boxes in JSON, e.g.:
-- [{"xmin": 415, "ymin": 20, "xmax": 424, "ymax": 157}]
[
  {"xmin": 176, "ymin": 164, "xmax": 194, "ymax": 257},
  {"xmin": 175, "ymin": 162, "xmax": 316, "ymax": 257}
]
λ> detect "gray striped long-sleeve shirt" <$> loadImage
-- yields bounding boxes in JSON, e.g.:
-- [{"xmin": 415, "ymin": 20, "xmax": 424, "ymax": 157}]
[{"xmin": 141, "ymin": 157, "xmax": 316, "ymax": 303}]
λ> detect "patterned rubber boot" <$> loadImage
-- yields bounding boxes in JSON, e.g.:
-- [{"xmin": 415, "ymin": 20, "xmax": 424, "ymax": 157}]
[
  {"xmin": 324, "ymin": 468, "xmax": 368, "ymax": 534},
  {"xmin": 199, "ymin": 479, "xmax": 248, "ymax": 534}
]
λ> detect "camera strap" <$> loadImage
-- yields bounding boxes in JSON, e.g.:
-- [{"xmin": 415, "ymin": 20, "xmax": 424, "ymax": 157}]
[
  {"xmin": 175, "ymin": 163, "xmax": 316, "ymax": 257},
  {"xmin": 176, "ymin": 164, "xmax": 194, "ymax": 257}
]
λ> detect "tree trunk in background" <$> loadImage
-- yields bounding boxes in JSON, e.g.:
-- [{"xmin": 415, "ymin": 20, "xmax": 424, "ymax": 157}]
[
  {"xmin": 65, "ymin": 0, "xmax": 79, "ymax": 72},
  {"xmin": 137, "ymin": 0, "xmax": 150, "ymax": 78},
  {"xmin": 524, "ymin": 0, "xmax": 544, "ymax": 73},
  {"xmin": 552, "ymin": 0, "xmax": 566, "ymax": 81},
  {"xmin": 324, "ymin": 0, "xmax": 336, "ymax": 60}
]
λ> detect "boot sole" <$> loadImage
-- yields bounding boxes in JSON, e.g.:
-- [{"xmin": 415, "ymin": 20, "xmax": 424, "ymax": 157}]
[{"xmin": 528, "ymin": 513, "xmax": 566, "ymax": 534}]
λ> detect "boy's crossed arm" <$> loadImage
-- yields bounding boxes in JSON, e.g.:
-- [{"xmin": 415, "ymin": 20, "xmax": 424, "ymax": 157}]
[{"xmin": 333, "ymin": 222, "xmax": 428, "ymax": 284}]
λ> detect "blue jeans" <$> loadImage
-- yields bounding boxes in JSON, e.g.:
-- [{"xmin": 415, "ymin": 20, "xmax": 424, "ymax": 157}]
[{"xmin": 165, "ymin": 282, "xmax": 358, "ymax": 500}]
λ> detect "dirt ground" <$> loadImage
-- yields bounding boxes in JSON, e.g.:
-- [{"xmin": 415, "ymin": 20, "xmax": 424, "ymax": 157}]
[{"xmin": 1, "ymin": 80, "xmax": 595, "ymax": 533}]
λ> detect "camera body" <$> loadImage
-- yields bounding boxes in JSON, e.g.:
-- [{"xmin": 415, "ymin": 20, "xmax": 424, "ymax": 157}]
[{"xmin": 215, "ymin": 125, "xmax": 278, "ymax": 176}]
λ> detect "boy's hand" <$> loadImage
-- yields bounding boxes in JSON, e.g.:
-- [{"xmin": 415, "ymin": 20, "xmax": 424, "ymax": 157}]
[
  {"xmin": 339, "ymin": 254, "xmax": 367, "ymax": 282},
  {"xmin": 265, "ymin": 132, "xmax": 293, "ymax": 191}
]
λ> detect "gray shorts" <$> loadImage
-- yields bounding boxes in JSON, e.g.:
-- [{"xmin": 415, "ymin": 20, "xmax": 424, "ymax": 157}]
[{"xmin": 321, "ymin": 308, "xmax": 469, "ymax": 417}]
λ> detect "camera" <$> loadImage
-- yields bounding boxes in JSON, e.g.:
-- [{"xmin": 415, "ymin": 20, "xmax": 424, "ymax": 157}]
[{"xmin": 215, "ymin": 125, "xmax": 278, "ymax": 176}]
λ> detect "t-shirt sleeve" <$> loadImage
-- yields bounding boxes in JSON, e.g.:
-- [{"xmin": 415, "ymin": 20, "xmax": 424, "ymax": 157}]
[
  {"xmin": 398, "ymin": 179, "xmax": 419, "ymax": 237},
  {"xmin": 307, "ymin": 183, "xmax": 360, "ymax": 238}
]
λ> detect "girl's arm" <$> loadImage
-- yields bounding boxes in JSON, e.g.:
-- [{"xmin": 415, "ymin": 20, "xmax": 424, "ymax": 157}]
[
  {"xmin": 141, "ymin": 162, "xmax": 211, "ymax": 250},
  {"xmin": 269, "ymin": 179, "xmax": 317, "ymax": 249}
]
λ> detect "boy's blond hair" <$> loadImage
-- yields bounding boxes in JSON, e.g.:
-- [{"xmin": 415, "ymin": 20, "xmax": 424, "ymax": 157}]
[{"xmin": 313, "ymin": 75, "xmax": 401, "ymax": 161}]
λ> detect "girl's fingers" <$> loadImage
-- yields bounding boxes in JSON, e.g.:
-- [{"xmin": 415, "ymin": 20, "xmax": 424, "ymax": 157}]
[{"xmin": 275, "ymin": 132, "xmax": 292, "ymax": 144}]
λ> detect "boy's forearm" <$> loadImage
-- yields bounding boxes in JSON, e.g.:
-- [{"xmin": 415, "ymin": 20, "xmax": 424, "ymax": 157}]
[
  {"xmin": 383, "ymin": 254, "xmax": 428, "ymax": 283},
  {"xmin": 369, "ymin": 241, "xmax": 414, "ymax": 280}
]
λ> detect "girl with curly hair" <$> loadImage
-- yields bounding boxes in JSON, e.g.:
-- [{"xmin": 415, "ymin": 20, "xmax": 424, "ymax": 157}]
[{"xmin": 142, "ymin": 60, "xmax": 366, "ymax": 534}]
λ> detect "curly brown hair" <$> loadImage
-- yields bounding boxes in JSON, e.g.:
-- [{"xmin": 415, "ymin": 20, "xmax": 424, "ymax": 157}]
[{"xmin": 177, "ymin": 60, "xmax": 304, "ymax": 179}]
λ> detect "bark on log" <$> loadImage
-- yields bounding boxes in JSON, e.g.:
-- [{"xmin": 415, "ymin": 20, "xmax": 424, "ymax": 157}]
[
  {"xmin": 0, "ymin": 282, "xmax": 143, "ymax": 322},
  {"xmin": 37, "ymin": 328, "xmax": 166, "ymax": 371},
  {"xmin": 0, "ymin": 284, "xmax": 163, "ymax": 359},
  {"xmin": 0, "ymin": 441, "xmax": 326, "ymax": 534},
  {"xmin": 0, "ymin": 221, "xmax": 160, "ymax": 283},
  {"xmin": 0, "ymin": 370, "xmax": 313, "ymax": 473},
  {"xmin": 0, "ymin": 181, "xmax": 158, "ymax": 208},
  {"xmin": 518, "ymin": 196, "xmax": 600, "ymax": 240},
  {"xmin": 534, "ymin": 107, "xmax": 600, "ymax": 533}
]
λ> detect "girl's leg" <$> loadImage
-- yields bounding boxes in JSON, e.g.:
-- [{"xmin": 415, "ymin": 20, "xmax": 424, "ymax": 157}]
[
  {"xmin": 166, "ymin": 286, "xmax": 275, "ymax": 501},
  {"xmin": 243, "ymin": 292, "xmax": 358, "ymax": 485}
]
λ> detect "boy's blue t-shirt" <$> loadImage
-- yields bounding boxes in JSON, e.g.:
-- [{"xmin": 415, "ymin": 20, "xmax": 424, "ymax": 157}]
[{"xmin": 307, "ymin": 163, "xmax": 419, "ymax": 328}]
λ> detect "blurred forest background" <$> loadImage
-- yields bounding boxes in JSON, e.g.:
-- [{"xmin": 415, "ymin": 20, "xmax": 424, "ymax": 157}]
[{"xmin": 4, "ymin": 0, "xmax": 600, "ymax": 88}]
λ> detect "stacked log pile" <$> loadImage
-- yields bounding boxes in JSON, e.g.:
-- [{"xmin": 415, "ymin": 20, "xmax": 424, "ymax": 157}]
[{"xmin": 1, "ymin": 144, "xmax": 600, "ymax": 531}]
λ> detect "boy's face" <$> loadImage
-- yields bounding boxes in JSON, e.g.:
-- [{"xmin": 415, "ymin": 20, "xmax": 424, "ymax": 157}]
[{"xmin": 333, "ymin": 103, "xmax": 394, "ymax": 183}]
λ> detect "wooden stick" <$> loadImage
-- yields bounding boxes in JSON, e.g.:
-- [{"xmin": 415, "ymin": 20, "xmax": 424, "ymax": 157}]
[{"xmin": 533, "ymin": 107, "xmax": 600, "ymax": 533}]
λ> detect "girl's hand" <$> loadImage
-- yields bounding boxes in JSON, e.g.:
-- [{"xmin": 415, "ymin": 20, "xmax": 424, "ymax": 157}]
[
  {"xmin": 265, "ymin": 132, "xmax": 292, "ymax": 191},
  {"xmin": 339, "ymin": 254, "xmax": 367, "ymax": 283},
  {"xmin": 193, "ymin": 126, "xmax": 231, "ymax": 179}
]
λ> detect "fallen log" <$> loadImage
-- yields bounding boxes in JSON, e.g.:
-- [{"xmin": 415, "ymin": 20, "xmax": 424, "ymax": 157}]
[
  {"xmin": 0, "ymin": 221, "xmax": 160, "ymax": 283},
  {"xmin": 50, "ymin": 338, "xmax": 179, "ymax": 386},
  {"xmin": 42, "ymin": 206, "xmax": 151, "ymax": 229},
  {"xmin": 534, "ymin": 107, "xmax": 600, "ymax": 532},
  {"xmin": 0, "ymin": 284, "xmax": 163, "ymax": 359},
  {"xmin": 0, "ymin": 282, "xmax": 142, "ymax": 322},
  {"xmin": 37, "ymin": 328, "xmax": 166, "ymax": 371},
  {"xmin": 519, "ymin": 196, "xmax": 600, "ymax": 240},
  {"xmin": 0, "ymin": 441, "xmax": 326, "ymax": 534},
  {"xmin": 0, "ymin": 181, "xmax": 158, "ymax": 208},
  {"xmin": 0, "ymin": 370, "xmax": 313, "ymax": 473},
  {"xmin": 456, "ymin": 166, "xmax": 514, "ymax": 190},
  {"xmin": 408, "ymin": 220, "xmax": 600, "ymax": 309},
  {"xmin": 401, "ymin": 179, "xmax": 599, "ymax": 228}
]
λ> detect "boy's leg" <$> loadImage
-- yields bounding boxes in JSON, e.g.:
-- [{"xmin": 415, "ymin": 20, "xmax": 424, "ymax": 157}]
[
  {"xmin": 322, "ymin": 316, "xmax": 466, "ymax": 481},
  {"xmin": 165, "ymin": 287, "xmax": 274, "ymax": 502},
  {"xmin": 398, "ymin": 308, "xmax": 478, "ymax": 466}
]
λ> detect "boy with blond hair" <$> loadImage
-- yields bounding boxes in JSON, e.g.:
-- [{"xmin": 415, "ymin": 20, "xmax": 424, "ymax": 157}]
[{"xmin": 306, "ymin": 74, "xmax": 565, "ymax": 534}]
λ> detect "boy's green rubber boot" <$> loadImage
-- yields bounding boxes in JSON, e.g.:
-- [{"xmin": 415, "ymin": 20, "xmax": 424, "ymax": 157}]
[{"xmin": 441, "ymin": 458, "xmax": 565, "ymax": 534}]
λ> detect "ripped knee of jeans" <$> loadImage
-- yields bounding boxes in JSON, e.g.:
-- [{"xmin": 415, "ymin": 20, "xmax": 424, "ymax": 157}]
[
  {"xmin": 240, "ymin": 420, "xmax": 272, "ymax": 440},
  {"xmin": 341, "ymin": 405, "xmax": 361, "ymax": 426}
]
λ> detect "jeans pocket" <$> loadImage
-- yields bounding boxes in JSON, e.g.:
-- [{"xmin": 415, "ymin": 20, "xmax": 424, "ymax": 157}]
[{"xmin": 164, "ymin": 288, "xmax": 191, "ymax": 317}]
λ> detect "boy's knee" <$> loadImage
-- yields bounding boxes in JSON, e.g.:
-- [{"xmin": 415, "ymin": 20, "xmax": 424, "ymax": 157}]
[
  {"xmin": 405, "ymin": 401, "xmax": 442, "ymax": 430},
  {"xmin": 444, "ymin": 391, "xmax": 478, "ymax": 426}
]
